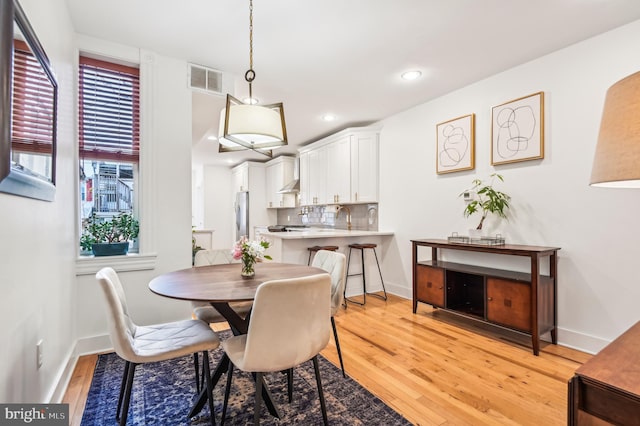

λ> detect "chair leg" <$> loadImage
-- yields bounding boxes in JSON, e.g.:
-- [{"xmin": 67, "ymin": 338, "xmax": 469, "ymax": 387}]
[
  {"xmin": 287, "ymin": 368, "xmax": 293, "ymax": 402},
  {"xmin": 312, "ymin": 356, "xmax": 329, "ymax": 426},
  {"xmin": 116, "ymin": 361, "xmax": 130, "ymax": 421},
  {"xmin": 345, "ymin": 247, "xmax": 366, "ymax": 306},
  {"xmin": 253, "ymin": 372, "xmax": 264, "ymax": 425},
  {"xmin": 361, "ymin": 247, "xmax": 367, "ymax": 305},
  {"xmin": 193, "ymin": 352, "xmax": 201, "ymax": 393},
  {"xmin": 119, "ymin": 362, "xmax": 137, "ymax": 426},
  {"xmin": 331, "ymin": 316, "xmax": 346, "ymax": 378},
  {"xmin": 371, "ymin": 248, "xmax": 388, "ymax": 300},
  {"xmin": 221, "ymin": 362, "xmax": 234, "ymax": 426},
  {"xmin": 202, "ymin": 351, "xmax": 216, "ymax": 426}
]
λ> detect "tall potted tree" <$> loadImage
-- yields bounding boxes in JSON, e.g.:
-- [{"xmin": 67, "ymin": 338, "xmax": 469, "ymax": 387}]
[
  {"xmin": 80, "ymin": 212, "xmax": 139, "ymax": 256},
  {"xmin": 461, "ymin": 173, "xmax": 511, "ymax": 235}
]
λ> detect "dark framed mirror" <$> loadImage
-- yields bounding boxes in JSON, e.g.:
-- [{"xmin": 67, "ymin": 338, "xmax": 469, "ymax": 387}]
[{"xmin": 0, "ymin": 0, "xmax": 57, "ymax": 201}]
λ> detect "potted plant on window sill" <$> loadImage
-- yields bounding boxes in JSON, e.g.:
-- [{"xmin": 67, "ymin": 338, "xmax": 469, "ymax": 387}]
[
  {"xmin": 460, "ymin": 173, "xmax": 510, "ymax": 238},
  {"xmin": 80, "ymin": 212, "xmax": 140, "ymax": 256}
]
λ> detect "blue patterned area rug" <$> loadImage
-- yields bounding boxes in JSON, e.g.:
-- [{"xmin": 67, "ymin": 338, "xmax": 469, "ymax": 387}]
[{"xmin": 81, "ymin": 346, "xmax": 411, "ymax": 425}]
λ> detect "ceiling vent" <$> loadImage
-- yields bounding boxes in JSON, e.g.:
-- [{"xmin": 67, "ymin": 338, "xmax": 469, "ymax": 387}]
[{"xmin": 188, "ymin": 63, "xmax": 224, "ymax": 95}]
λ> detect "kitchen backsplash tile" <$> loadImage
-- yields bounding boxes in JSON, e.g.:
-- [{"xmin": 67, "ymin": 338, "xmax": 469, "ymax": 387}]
[{"xmin": 276, "ymin": 204, "xmax": 378, "ymax": 231}]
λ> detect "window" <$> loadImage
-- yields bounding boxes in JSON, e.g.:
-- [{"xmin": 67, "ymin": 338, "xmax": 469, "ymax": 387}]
[{"xmin": 78, "ymin": 56, "xmax": 140, "ymax": 253}]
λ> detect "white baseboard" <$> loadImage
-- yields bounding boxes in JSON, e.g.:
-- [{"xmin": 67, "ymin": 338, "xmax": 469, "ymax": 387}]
[
  {"xmin": 75, "ymin": 334, "xmax": 113, "ymax": 356},
  {"xmin": 48, "ymin": 348, "xmax": 77, "ymax": 403},
  {"xmin": 344, "ymin": 280, "xmax": 411, "ymax": 300},
  {"xmin": 556, "ymin": 327, "xmax": 610, "ymax": 355},
  {"xmin": 47, "ymin": 334, "xmax": 114, "ymax": 403}
]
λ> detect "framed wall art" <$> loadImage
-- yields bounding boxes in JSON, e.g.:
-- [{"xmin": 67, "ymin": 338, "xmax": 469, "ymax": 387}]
[
  {"xmin": 436, "ymin": 113, "xmax": 475, "ymax": 174},
  {"xmin": 491, "ymin": 92, "xmax": 544, "ymax": 165}
]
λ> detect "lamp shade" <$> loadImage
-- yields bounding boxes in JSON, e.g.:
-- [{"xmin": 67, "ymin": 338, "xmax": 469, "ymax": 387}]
[
  {"xmin": 590, "ymin": 71, "xmax": 640, "ymax": 188},
  {"xmin": 218, "ymin": 94, "xmax": 287, "ymax": 157}
]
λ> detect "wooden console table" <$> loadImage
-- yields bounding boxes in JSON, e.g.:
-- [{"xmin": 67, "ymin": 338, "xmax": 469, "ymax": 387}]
[
  {"xmin": 568, "ymin": 321, "xmax": 640, "ymax": 425},
  {"xmin": 411, "ymin": 239, "xmax": 560, "ymax": 355}
]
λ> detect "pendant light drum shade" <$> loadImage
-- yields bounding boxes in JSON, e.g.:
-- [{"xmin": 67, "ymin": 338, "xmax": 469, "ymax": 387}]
[
  {"xmin": 590, "ymin": 71, "xmax": 640, "ymax": 188},
  {"xmin": 218, "ymin": 95, "xmax": 287, "ymax": 155}
]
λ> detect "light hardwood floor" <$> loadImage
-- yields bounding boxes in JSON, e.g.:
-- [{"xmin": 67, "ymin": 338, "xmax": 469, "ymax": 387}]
[{"xmin": 63, "ymin": 294, "xmax": 591, "ymax": 425}]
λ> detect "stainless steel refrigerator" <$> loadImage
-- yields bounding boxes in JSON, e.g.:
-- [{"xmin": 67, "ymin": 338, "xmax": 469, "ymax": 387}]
[{"xmin": 235, "ymin": 191, "xmax": 249, "ymax": 241}]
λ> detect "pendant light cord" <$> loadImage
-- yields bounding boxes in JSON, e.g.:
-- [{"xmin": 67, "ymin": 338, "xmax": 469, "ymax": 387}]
[{"xmin": 245, "ymin": 0, "xmax": 255, "ymax": 101}]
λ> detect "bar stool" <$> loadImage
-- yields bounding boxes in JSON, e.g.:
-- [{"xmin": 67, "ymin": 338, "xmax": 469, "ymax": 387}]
[
  {"xmin": 307, "ymin": 245, "xmax": 339, "ymax": 265},
  {"xmin": 344, "ymin": 243, "xmax": 387, "ymax": 305}
]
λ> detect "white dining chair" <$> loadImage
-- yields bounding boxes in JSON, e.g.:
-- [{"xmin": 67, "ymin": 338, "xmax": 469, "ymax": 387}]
[
  {"xmin": 191, "ymin": 249, "xmax": 253, "ymax": 392},
  {"xmin": 95, "ymin": 267, "xmax": 220, "ymax": 426},
  {"xmin": 220, "ymin": 274, "xmax": 332, "ymax": 426},
  {"xmin": 311, "ymin": 249, "xmax": 347, "ymax": 377}
]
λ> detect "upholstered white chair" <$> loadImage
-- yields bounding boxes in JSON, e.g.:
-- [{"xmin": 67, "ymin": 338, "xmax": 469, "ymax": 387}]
[
  {"xmin": 312, "ymin": 249, "xmax": 347, "ymax": 377},
  {"xmin": 192, "ymin": 249, "xmax": 253, "ymax": 324},
  {"xmin": 191, "ymin": 249, "xmax": 253, "ymax": 392},
  {"xmin": 96, "ymin": 267, "xmax": 219, "ymax": 426},
  {"xmin": 220, "ymin": 274, "xmax": 332, "ymax": 426}
]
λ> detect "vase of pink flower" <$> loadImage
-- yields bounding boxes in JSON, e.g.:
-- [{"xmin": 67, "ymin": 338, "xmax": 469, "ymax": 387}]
[{"xmin": 232, "ymin": 236, "xmax": 272, "ymax": 278}]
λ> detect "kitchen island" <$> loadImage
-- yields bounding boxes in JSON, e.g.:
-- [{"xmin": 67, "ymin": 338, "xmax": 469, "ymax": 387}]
[{"xmin": 261, "ymin": 228, "xmax": 394, "ymax": 297}]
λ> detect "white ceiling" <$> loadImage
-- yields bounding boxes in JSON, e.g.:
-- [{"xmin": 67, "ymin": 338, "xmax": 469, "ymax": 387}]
[{"xmin": 65, "ymin": 0, "xmax": 640, "ymax": 166}]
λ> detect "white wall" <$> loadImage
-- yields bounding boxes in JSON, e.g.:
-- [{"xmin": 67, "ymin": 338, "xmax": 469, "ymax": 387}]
[
  {"xmin": 74, "ymin": 42, "xmax": 195, "ymax": 348},
  {"xmin": 379, "ymin": 19, "xmax": 640, "ymax": 353},
  {"xmin": 0, "ymin": 0, "xmax": 76, "ymax": 402},
  {"xmin": 203, "ymin": 165, "xmax": 233, "ymax": 248}
]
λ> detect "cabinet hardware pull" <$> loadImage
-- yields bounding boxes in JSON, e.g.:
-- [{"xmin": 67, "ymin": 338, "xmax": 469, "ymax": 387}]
[{"xmin": 487, "ymin": 297, "xmax": 493, "ymax": 301}]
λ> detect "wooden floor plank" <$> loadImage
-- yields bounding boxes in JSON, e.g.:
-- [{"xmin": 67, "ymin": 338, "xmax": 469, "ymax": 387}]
[{"xmin": 62, "ymin": 294, "xmax": 590, "ymax": 425}]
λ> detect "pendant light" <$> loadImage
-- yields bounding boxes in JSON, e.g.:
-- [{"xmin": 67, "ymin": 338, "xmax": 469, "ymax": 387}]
[{"xmin": 218, "ymin": 0, "xmax": 287, "ymax": 158}]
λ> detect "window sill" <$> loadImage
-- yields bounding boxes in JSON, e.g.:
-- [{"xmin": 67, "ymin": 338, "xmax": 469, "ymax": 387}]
[{"xmin": 75, "ymin": 253, "xmax": 157, "ymax": 276}]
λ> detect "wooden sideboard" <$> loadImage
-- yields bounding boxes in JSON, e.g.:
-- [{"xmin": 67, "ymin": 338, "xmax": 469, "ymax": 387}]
[
  {"xmin": 411, "ymin": 239, "xmax": 560, "ymax": 355},
  {"xmin": 568, "ymin": 321, "xmax": 640, "ymax": 425}
]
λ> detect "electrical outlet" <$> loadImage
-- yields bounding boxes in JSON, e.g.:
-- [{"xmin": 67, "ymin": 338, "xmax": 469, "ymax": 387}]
[{"xmin": 36, "ymin": 339, "xmax": 43, "ymax": 369}]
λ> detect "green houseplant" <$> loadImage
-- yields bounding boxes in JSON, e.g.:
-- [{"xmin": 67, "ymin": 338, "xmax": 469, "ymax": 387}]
[
  {"xmin": 80, "ymin": 212, "xmax": 139, "ymax": 256},
  {"xmin": 461, "ymin": 173, "xmax": 511, "ymax": 231}
]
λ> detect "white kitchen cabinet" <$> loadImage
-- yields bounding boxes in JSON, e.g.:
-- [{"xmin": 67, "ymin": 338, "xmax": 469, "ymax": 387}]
[
  {"xmin": 298, "ymin": 151, "xmax": 311, "ymax": 206},
  {"xmin": 325, "ymin": 136, "xmax": 351, "ymax": 204},
  {"xmin": 265, "ymin": 156, "xmax": 296, "ymax": 208},
  {"xmin": 231, "ymin": 163, "xmax": 249, "ymax": 193},
  {"xmin": 298, "ymin": 125, "xmax": 380, "ymax": 206},
  {"xmin": 308, "ymin": 146, "xmax": 327, "ymax": 205},
  {"xmin": 350, "ymin": 131, "xmax": 379, "ymax": 203},
  {"xmin": 299, "ymin": 147, "xmax": 328, "ymax": 206}
]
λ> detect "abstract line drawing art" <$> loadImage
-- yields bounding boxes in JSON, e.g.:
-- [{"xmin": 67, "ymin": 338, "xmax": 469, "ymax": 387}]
[
  {"xmin": 436, "ymin": 113, "xmax": 475, "ymax": 174},
  {"xmin": 491, "ymin": 92, "xmax": 544, "ymax": 165}
]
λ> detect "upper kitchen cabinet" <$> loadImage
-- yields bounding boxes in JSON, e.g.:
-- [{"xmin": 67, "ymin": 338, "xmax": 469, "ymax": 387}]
[
  {"xmin": 265, "ymin": 156, "xmax": 296, "ymax": 208},
  {"xmin": 350, "ymin": 131, "xmax": 379, "ymax": 203},
  {"xmin": 299, "ymin": 125, "xmax": 381, "ymax": 206},
  {"xmin": 231, "ymin": 162, "xmax": 250, "ymax": 193},
  {"xmin": 326, "ymin": 136, "xmax": 351, "ymax": 204}
]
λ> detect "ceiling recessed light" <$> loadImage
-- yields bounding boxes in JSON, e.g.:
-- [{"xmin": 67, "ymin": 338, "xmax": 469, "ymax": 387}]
[
  {"xmin": 243, "ymin": 97, "xmax": 259, "ymax": 105},
  {"xmin": 401, "ymin": 70, "xmax": 422, "ymax": 81},
  {"xmin": 322, "ymin": 114, "xmax": 336, "ymax": 122}
]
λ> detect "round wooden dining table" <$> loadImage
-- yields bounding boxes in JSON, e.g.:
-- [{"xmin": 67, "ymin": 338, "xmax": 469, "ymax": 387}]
[{"xmin": 148, "ymin": 261, "xmax": 328, "ymax": 420}]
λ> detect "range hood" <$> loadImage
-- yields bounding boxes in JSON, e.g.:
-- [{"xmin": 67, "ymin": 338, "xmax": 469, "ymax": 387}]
[
  {"xmin": 277, "ymin": 179, "xmax": 299, "ymax": 193},
  {"xmin": 277, "ymin": 157, "xmax": 300, "ymax": 193}
]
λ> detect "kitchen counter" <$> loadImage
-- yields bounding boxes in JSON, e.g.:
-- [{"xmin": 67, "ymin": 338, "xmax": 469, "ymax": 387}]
[
  {"xmin": 261, "ymin": 228, "xmax": 394, "ymax": 301},
  {"xmin": 262, "ymin": 228, "xmax": 394, "ymax": 240}
]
